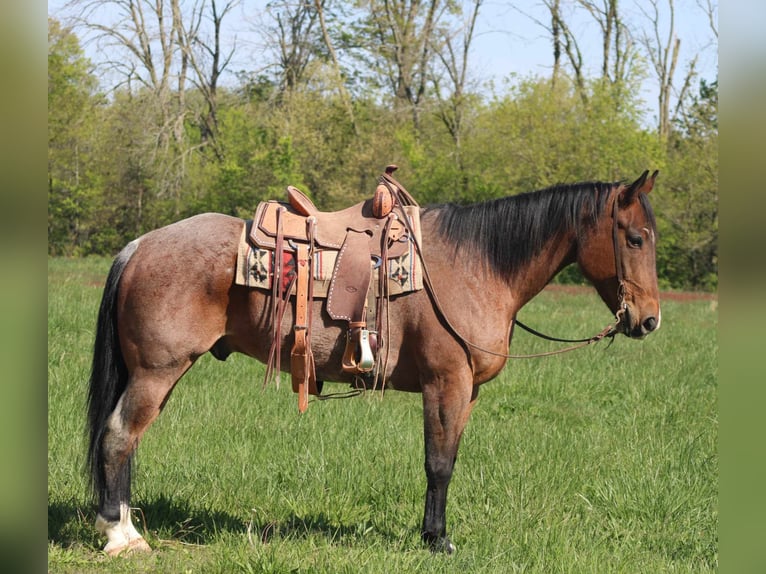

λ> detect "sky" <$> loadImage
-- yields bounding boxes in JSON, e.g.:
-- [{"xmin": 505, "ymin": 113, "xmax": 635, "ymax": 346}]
[
  {"xmin": 48, "ymin": 0, "xmax": 718, "ymax": 124},
  {"xmin": 471, "ymin": 1, "xmax": 717, "ymax": 81}
]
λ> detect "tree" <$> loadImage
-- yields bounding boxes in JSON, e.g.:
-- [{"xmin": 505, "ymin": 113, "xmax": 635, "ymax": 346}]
[
  {"xmin": 465, "ymin": 76, "xmax": 662, "ymax": 199},
  {"xmin": 532, "ymin": 0, "xmax": 585, "ymax": 94},
  {"xmin": 64, "ymin": 0, "xmax": 192, "ymax": 222},
  {"xmin": 577, "ymin": 0, "xmax": 631, "ymax": 84},
  {"xmin": 656, "ymin": 78, "xmax": 717, "ymax": 289},
  {"xmin": 67, "ymin": 0, "xmax": 185, "ymax": 132},
  {"xmin": 65, "ymin": 0, "xmax": 240, "ymax": 216},
  {"xmin": 431, "ymin": 0, "xmax": 482, "ymax": 195},
  {"xmin": 180, "ymin": 0, "xmax": 240, "ymax": 152},
  {"xmin": 313, "ymin": 0, "xmax": 357, "ymax": 132},
  {"xmin": 48, "ymin": 17, "xmax": 101, "ymax": 254},
  {"xmin": 533, "ymin": 1, "xmax": 638, "ymax": 101},
  {"xmin": 698, "ymin": 0, "xmax": 718, "ymax": 40},
  {"xmin": 259, "ymin": 0, "xmax": 322, "ymax": 97},
  {"xmin": 357, "ymin": 0, "xmax": 446, "ymax": 132},
  {"xmin": 637, "ymin": 0, "xmax": 698, "ymax": 138}
]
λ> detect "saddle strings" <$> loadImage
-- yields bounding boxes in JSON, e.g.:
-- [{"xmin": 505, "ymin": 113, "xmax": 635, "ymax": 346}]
[{"xmin": 376, "ymin": 213, "xmax": 398, "ymax": 393}]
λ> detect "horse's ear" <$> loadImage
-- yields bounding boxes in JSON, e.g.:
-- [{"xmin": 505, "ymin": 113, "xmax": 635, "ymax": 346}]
[
  {"xmin": 620, "ymin": 170, "xmax": 658, "ymax": 205},
  {"xmin": 644, "ymin": 170, "xmax": 659, "ymax": 194}
]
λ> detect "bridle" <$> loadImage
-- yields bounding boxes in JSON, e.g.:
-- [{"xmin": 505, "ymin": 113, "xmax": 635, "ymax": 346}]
[
  {"xmin": 507, "ymin": 190, "xmax": 628, "ymax": 357},
  {"xmin": 611, "ymin": 188, "xmax": 629, "ymax": 332}
]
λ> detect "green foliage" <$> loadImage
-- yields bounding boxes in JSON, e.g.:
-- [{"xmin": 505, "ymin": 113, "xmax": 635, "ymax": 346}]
[
  {"xmin": 45, "ymin": 24, "xmax": 716, "ymax": 291},
  {"xmin": 47, "ymin": 18, "xmax": 97, "ymax": 149},
  {"xmin": 466, "ymin": 76, "xmax": 664, "ymax": 196},
  {"xmin": 655, "ymin": 80, "xmax": 718, "ymax": 291},
  {"xmin": 48, "ymin": 17, "xmax": 102, "ymax": 255}
]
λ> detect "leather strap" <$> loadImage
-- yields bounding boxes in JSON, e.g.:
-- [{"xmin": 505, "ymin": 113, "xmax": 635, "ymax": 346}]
[
  {"xmin": 612, "ymin": 191, "xmax": 628, "ymax": 323},
  {"xmin": 380, "ymin": 164, "xmax": 418, "ymax": 207},
  {"xmin": 291, "ymin": 243, "xmax": 313, "ymax": 412},
  {"xmin": 264, "ymin": 206, "xmax": 287, "ymax": 387}
]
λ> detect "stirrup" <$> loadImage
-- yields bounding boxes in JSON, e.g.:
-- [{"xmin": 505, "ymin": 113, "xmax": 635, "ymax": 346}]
[
  {"xmin": 357, "ymin": 329, "xmax": 374, "ymax": 371},
  {"xmin": 342, "ymin": 327, "xmax": 375, "ymax": 373}
]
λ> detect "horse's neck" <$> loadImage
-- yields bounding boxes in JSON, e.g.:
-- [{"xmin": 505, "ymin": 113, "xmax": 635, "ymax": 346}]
[
  {"xmin": 508, "ymin": 231, "xmax": 578, "ymax": 310},
  {"xmin": 417, "ymin": 220, "xmax": 577, "ymax": 382}
]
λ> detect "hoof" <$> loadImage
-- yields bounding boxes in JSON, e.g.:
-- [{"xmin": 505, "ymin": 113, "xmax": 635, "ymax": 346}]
[
  {"xmin": 422, "ymin": 533, "xmax": 456, "ymax": 554},
  {"xmin": 96, "ymin": 507, "xmax": 151, "ymax": 557},
  {"xmin": 104, "ymin": 537, "xmax": 152, "ymax": 557}
]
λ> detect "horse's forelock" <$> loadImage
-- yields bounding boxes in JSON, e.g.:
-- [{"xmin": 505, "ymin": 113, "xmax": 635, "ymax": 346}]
[{"xmin": 637, "ymin": 192, "xmax": 658, "ymax": 234}]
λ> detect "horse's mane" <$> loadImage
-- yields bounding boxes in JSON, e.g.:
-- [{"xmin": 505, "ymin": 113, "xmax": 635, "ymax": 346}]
[{"xmin": 429, "ymin": 180, "xmax": 651, "ymax": 279}]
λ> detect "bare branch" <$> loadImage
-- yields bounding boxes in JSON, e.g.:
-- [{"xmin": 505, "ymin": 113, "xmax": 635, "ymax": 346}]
[
  {"xmin": 364, "ymin": 0, "xmax": 448, "ymax": 132},
  {"xmin": 431, "ymin": 0, "xmax": 482, "ymax": 195},
  {"xmin": 313, "ymin": 0, "xmax": 357, "ymax": 133},
  {"xmin": 262, "ymin": 0, "xmax": 320, "ymax": 95},
  {"xmin": 637, "ymin": 0, "xmax": 684, "ymax": 137},
  {"xmin": 524, "ymin": 1, "xmax": 585, "ymax": 94},
  {"xmin": 697, "ymin": 0, "xmax": 718, "ymax": 39},
  {"xmin": 673, "ymin": 55, "xmax": 698, "ymax": 121}
]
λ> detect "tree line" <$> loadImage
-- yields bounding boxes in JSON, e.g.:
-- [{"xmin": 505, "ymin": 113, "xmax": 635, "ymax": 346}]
[{"xmin": 47, "ymin": 1, "xmax": 717, "ymax": 291}]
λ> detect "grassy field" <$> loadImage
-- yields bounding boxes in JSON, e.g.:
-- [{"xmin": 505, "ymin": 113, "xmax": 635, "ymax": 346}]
[{"xmin": 48, "ymin": 257, "xmax": 717, "ymax": 573}]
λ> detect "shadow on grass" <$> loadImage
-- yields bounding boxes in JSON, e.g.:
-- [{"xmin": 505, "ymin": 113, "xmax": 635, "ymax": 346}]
[
  {"xmin": 251, "ymin": 511, "xmax": 403, "ymax": 546},
  {"xmin": 48, "ymin": 495, "xmax": 246, "ymax": 549},
  {"xmin": 49, "ymin": 496, "xmax": 407, "ymax": 550}
]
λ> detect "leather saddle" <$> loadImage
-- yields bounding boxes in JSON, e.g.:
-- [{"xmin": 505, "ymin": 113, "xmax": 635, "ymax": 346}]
[{"xmin": 248, "ymin": 166, "xmax": 420, "ymax": 412}]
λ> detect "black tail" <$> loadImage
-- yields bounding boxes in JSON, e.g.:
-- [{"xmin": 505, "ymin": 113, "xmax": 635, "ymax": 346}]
[{"xmin": 86, "ymin": 243, "xmax": 137, "ymax": 504}]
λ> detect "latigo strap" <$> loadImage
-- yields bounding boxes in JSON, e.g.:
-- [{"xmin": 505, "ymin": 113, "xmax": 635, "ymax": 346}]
[{"xmin": 290, "ymin": 237, "xmax": 320, "ymax": 412}]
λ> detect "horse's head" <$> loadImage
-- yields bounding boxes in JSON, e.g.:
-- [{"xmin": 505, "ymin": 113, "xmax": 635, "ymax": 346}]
[{"xmin": 578, "ymin": 170, "xmax": 661, "ymax": 338}]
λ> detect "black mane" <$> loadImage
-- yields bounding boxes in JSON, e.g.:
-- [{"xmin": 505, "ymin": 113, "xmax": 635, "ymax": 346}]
[{"xmin": 429, "ymin": 181, "xmax": 622, "ymax": 279}]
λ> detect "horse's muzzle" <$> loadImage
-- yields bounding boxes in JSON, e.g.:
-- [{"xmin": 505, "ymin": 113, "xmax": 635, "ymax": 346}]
[{"xmin": 620, "ymin": 306, "xmax": 660, "ymax": 339}]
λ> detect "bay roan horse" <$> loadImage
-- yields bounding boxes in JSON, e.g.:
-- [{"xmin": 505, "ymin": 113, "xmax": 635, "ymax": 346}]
[{"xmin": 87, "ymin": 170, "xmax": 660, "ymax": 555}]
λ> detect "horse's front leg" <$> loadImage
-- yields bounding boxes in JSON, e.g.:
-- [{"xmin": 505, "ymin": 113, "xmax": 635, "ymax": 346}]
[{"xmin": 420, "ymin": 373, "xmax": 478, "ymax": 553}]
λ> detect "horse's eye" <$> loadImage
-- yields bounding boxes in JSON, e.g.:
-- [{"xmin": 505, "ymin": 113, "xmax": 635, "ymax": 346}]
[{"xmin": 628, "ymin": 234, "xmax": 643, "ymax": 248}]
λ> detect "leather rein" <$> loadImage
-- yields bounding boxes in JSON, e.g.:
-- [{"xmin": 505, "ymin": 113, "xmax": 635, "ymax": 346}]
[{"xmin": 382, "ymin": 174, "xmax": 628, "ymax": 361}]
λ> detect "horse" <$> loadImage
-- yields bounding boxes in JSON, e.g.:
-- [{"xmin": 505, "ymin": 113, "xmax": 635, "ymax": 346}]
[{"xmin": 86, "ymin": 170, "xmax": 661, "ymax": 556}]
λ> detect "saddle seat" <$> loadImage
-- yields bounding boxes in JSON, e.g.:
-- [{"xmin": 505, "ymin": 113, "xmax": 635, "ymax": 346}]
[{"xmin": 251, "ymin": 187, "xmax": 409, "ymax": 258}]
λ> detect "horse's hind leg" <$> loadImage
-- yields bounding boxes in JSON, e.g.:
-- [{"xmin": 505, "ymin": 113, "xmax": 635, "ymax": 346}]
[{"xmin": 95, "ymin": 365, "xmax": 188, "ymax": 556}]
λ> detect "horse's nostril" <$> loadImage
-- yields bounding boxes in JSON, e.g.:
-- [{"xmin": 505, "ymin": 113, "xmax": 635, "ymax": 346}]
[{"xmin": 643, "ymin": 316, "xmax": 657, "ymax": 332}]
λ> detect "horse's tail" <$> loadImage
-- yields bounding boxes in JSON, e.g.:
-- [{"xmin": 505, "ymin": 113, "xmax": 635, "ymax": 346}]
[{"xmin": 86, "ymin": 241, "xmax": 138, "ymax": 503}]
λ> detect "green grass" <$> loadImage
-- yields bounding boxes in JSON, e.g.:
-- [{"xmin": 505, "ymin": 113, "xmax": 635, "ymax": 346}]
[{"xmin": 48, "ymin": 257, "xmax": 717, "ymax": 573}]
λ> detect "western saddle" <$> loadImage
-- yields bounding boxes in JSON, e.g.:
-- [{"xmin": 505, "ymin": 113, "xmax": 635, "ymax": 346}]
[{"xmin": 248, "ymin": 165, "xmax": 421, "ymax": 412}]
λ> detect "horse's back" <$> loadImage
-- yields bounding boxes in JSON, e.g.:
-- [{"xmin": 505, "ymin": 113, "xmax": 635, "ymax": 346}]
[{"xmin": 138, "ymin": 212, "xmax": 243, "ymax": 247}]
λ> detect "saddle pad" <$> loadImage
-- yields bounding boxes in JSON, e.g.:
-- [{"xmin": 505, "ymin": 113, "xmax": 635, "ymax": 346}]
[{"xmin": 235, "ymin": 223, "xmax": 423, "ymax": 297}]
